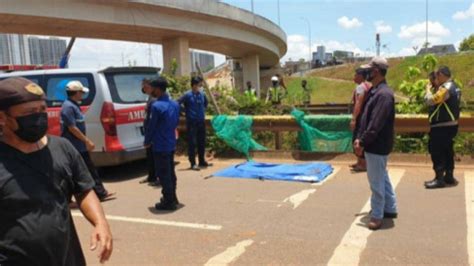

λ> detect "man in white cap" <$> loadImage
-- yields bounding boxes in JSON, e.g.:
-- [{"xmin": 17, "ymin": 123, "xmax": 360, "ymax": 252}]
[
  {"xmin": 60, "ymin": 80, "xmax": 114, "ymax": 201},
  {"xmin": 354, "ymin": 56, "xmax": 398, "ymax": 230}
]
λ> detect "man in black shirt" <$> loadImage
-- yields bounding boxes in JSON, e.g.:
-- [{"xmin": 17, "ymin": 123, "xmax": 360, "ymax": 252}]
[{"xmin": 0, "ymin": 77, "xmax": 113, "ymax": 265}]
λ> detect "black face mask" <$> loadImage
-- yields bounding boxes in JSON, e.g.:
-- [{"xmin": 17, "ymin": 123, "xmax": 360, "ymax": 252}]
[
  {"xmin": 12, "ymin": 112, "xmax": 48, "ymax": 143},
  {"xmin": 366, "ymin": 68, "xmax": 375, "ymax": 82}
]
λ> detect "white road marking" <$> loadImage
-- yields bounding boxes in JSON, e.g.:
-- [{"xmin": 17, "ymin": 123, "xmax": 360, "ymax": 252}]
[
  {"xmin": 71, "ymin": 212, "xmax": 222, "ymax": 231},
  {"xmin": 327, "ymin": 168, "xmax": 405, "ymax": 265},
  {"xmin": 204, "ymin": 239, "xmax": 254, "ymax": 266},
  {"xmin": 312, "ymin": 166, "xmax": 341, "ymax": 187},
  {"xmin": 282, "ymin": 189, "xmax": 317, "ymax": 209},
  {"xmin": 465, "ymin": 171, "xmax": 474, "ymax": 266},
  {"xmin": 279, "ymin": 167, "xmax": 340, "ymax": 209}
]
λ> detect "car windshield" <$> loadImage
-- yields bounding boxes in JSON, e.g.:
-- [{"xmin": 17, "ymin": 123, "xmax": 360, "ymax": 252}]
[{"xmin": 107, "ymin": 72, "xmax": 159, "ymax": 104}]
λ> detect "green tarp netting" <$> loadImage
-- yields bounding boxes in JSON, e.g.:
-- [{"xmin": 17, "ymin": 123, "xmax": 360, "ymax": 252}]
[
  {"xmin": 291, "ymin": 109, "xmax": 353, "ymax": 153},
  {"xmin": 211, "ymin": 115, "xmax": 267, "ymax": 159}
]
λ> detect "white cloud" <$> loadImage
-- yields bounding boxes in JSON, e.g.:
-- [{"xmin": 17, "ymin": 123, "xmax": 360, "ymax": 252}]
[
  {"xmin": 453, "ymin": 3, "xmax": 474, "ymax": 20},
  {"xmin": 337, "ymin": 16, "xmax": 363, "ymax": 29},
  {"xmin": 397, "ymin": 47, "xmax": 416, "ymax": 57},
  {"xmin": 282, "ymin": 34, "xmax": 374, "ymax": 62},
  {"xmin": 374, "ymin": 21, "xmax": 392, "ymax": 34},
  {"xmin": 67, "ymin": 38, "xmax": 163, "ymax": 69},
  {"xmin": 398, "ymin": 21, "xmax": 451, "ymax": 46}
]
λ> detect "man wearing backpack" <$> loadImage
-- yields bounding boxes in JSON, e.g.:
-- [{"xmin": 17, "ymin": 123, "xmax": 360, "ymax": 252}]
[{"xmin": 424, "ymin": 66, "xmax": 461, "ymax": 189}]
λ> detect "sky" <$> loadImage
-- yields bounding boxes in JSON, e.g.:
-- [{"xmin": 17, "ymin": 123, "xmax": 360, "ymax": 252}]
[{"xmin": 64, "ymin": 0, "xmax": 473, "ymax": 69}]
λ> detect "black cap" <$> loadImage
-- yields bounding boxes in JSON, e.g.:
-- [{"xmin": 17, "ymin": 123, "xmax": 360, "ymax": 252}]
[
  {"xmin": 0, "ymin": 77, "xmax": 46, "ymax": 111},
  {"xmin": 437, "ymin": 66, "xmax": 451, "ymax": 78},
  {"xmin": 149, "ymin": 77, "xmax": 168, "ymax": 91}
]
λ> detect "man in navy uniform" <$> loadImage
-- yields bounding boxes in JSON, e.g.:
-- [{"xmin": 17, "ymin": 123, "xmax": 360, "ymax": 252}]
[
  {"xmin": 178, "ymin": 77, "xmax": 212, "ymax": 171},
  {"xmin": 144, "ymin": 77, "xmax": 181, "ymax": 210}
]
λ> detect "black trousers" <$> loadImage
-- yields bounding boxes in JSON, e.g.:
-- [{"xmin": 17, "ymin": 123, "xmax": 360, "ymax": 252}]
[
  {"xmin": 428, "ymin": 125, "xmax": 458, "ymax": 174},
  {"xmin": 154, "ymin": 151, "xmax": 177, "ymax": 204},
  {"xmin": 80, "ymin": 152, "xmax": 108, "ymax": 198},
  {"xmin": 187, "ymin": 120, "xmax": 206, "ymax": 166},
  {"xmin": 146, "ymin": 147, "xmax": 156, "ymax": 182}
]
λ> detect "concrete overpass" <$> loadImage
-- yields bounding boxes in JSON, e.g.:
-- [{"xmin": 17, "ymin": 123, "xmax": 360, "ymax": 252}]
[{"xmin": 0, "ymin": 0, "xmax": 287, "ymax": 92}]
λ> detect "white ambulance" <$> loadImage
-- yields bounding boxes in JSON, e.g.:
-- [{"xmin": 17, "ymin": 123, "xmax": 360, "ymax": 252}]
[{"xmin": 0, "ymin": 67, "xmax": 160, "ymax": 166}]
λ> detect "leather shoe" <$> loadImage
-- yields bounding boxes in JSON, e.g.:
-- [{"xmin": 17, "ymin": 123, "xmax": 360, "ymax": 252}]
[
  {"xmin": 368, "ymin": 218, "xmax": 383, "ymax": 230},
  {"xmin": 155, "ymin": 202, "xmax": 177, "ymax": 211},
  {"xmin": 425, "ymin": 179, "xmax": 446, "ymax": 189},
  {"xmin": 444, "ymin": 177, "xmax": 458, "ymax": 186},
  {"xmin": 369, "ymin": 210, "xmax": 398, "ymax": 219}
]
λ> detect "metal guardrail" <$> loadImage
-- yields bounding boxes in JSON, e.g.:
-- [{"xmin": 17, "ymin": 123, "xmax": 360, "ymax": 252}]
[
  {"xmin": 179, "ymin": 115, "xmax": 474, "ymax": 133},
  {"xmin": 178, "ymin": 115, "xmax": 474, "ymax": 150}
]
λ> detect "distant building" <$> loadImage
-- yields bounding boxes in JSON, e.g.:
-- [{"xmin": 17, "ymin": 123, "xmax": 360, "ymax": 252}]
[
  {"xmin": 28, "ymin": 37, "xmax": 66, "ymax": 66},
  {"xmin": 325, "ymin": 53, "xmax": 333, "ymax": 62},
  {"xmin": 333, "ymin": 50, "xmax": 354, "ymax": 60},
  {"xmin": 0, "ymin": 34, "xmax": 31, "ymax": 65},
  {"xmin": 312, "ymin": 46, "xmax": 326, "ymax": 64},
  {"xmin": 417, "ymin": 44, "xmax": 456, "ymax": 56},
  {"xmin": 190, "ymin": 50, "xmax": 215, "ymax": 72}
]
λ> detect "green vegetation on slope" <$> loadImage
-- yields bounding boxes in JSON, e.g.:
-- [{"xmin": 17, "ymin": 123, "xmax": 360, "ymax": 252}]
[
  {"xmin": 286, "ymin": 77, "xmax": 354, "ymax": 104},
  {"xmin": 308, "ymin": 53, "xmax": 474, "ymax": 101}
]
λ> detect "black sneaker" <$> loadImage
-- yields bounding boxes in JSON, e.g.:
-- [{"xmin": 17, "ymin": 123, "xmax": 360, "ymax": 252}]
[
  {"xmin": 155, "ymin": 201, "xmax": 177, "ymax": 211},
  {"xmin": 190, "ymin": 165, "xmax": 200, "ymax": 171}
]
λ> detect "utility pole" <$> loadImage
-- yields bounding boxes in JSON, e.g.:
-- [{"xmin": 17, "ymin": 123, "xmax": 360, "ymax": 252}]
[
  {"xmin": 148, "ymin": 44, "xmax": 153, "ymax": 66},
  {"xmin": 251, "ymin": 0, "xmax": 254, "ymax": 13},
  {"xmin": 277, "ymin": 0, "xmax": 281, "ymax": 26},
  {"xmin": 301, "ymin": 17, "xmax": 312, "ymax": 63},
  {"xmin": 376, "ymin": 33, "xmax": 381, "ymax": 56},
  {"xmin": 425, "ymin": 0, "xmax": 429, "ymax": 48}
]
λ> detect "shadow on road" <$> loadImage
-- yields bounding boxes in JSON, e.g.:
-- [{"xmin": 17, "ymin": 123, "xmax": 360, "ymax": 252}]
[{"xmin": 99, "ymin": 160, "xmax": 148, "ymax": 183}]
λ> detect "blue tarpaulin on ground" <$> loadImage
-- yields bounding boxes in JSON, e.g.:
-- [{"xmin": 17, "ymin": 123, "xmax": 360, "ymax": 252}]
[{"xmin": 213, "ymin": 161, "xmax": 333, "ymax": 183}]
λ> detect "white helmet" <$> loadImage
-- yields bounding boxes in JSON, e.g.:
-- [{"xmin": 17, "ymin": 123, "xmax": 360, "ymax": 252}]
[{"xmin": 271, "ymin": 76, "xmax": 279, "ymax": 82}]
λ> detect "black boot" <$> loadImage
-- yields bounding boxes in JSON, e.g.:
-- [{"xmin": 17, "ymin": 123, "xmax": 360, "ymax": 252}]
[
  {"xmin": 425, "ymin": 171, "xmax": 446, "ymax": 189},
  {"xmin": 444, "ymin": 170, "xmax": 459, "ymax": 186}
]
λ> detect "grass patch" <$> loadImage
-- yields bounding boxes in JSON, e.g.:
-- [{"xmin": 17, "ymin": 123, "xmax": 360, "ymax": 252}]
[
  {"xmin": 286, "ymin": 76, "xmax": 354, "ymax": 104},
  {"xmin": 309, "ymin": 53, "xmax": 474, "ymax": 101}
]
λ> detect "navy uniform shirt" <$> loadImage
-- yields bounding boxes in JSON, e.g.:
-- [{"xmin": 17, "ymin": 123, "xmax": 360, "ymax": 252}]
[
  {"xmin": 0, "ymin": 136, "xmax": 95, "ymax": 266},
  {"xmin": 144, "ymin": 94, "xmax": 180, "ymax": 153},
  {"xmin": 178, "ymin": 90, "xmax": 208, "ymax": 122},
  {"xmin": 60, "ymin": 99, "xmax": 87, "ymax": 153}
]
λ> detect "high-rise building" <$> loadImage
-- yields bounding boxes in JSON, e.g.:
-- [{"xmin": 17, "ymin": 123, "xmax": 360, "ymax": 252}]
[
  {"xmin": 190, "ymin": 50, "xmax": 215, "ymax": 72},
  {"xmin": 28, "ymin": 37, "xmax": 66, "ymax": 66},
  {"xmin": 312, "ymin": 45, "xmax": 326, "ymax": 63},
  {"xmin": 0, "ymin": 34, "xmax": 31, "ymax": 65}
]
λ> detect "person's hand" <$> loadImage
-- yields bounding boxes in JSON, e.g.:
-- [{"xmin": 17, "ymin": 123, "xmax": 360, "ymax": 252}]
[
  {"xmin": 90, "ymin": 223, "xmax": 113, "ymax": 264},
  {"xmin": 350, "ymin": 120, "xmax": 356, "ymax": 131},
  {"xmin": 353, "ymin": 139, "xmax": 364, "ymax": 157},
  {"xmin": 426, "ymin": 83, "xmax": 432, "ymax": 93},
  {"xmin": 86, "ymin": 139, "xmax": 95, "ymax": 151}
]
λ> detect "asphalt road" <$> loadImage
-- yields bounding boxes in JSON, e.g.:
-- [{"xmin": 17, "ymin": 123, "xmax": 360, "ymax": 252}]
[{"xmin": 73, "ymin": 157, "xmax": 473, "ymax": 265}]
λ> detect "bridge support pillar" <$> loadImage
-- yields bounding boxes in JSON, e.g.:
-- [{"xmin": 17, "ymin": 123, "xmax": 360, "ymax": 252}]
[
  {"xmin": 242, "ymin": 54, "xmax": 261, "ymax": 97},
  {"xmin": 162, "ymin": 37, "xmax": 191, "ymax": 76}
]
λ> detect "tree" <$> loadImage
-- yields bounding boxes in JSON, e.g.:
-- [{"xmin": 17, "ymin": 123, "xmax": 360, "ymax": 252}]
[{"xmin": 459, "ymin": 34, "xmax": 474, "ymax": 51}]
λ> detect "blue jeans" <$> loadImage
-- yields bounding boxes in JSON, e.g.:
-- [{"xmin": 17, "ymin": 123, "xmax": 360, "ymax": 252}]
[{"xmin": 365, "ymin": 152, "xmax": 397, "ymax": 219}]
